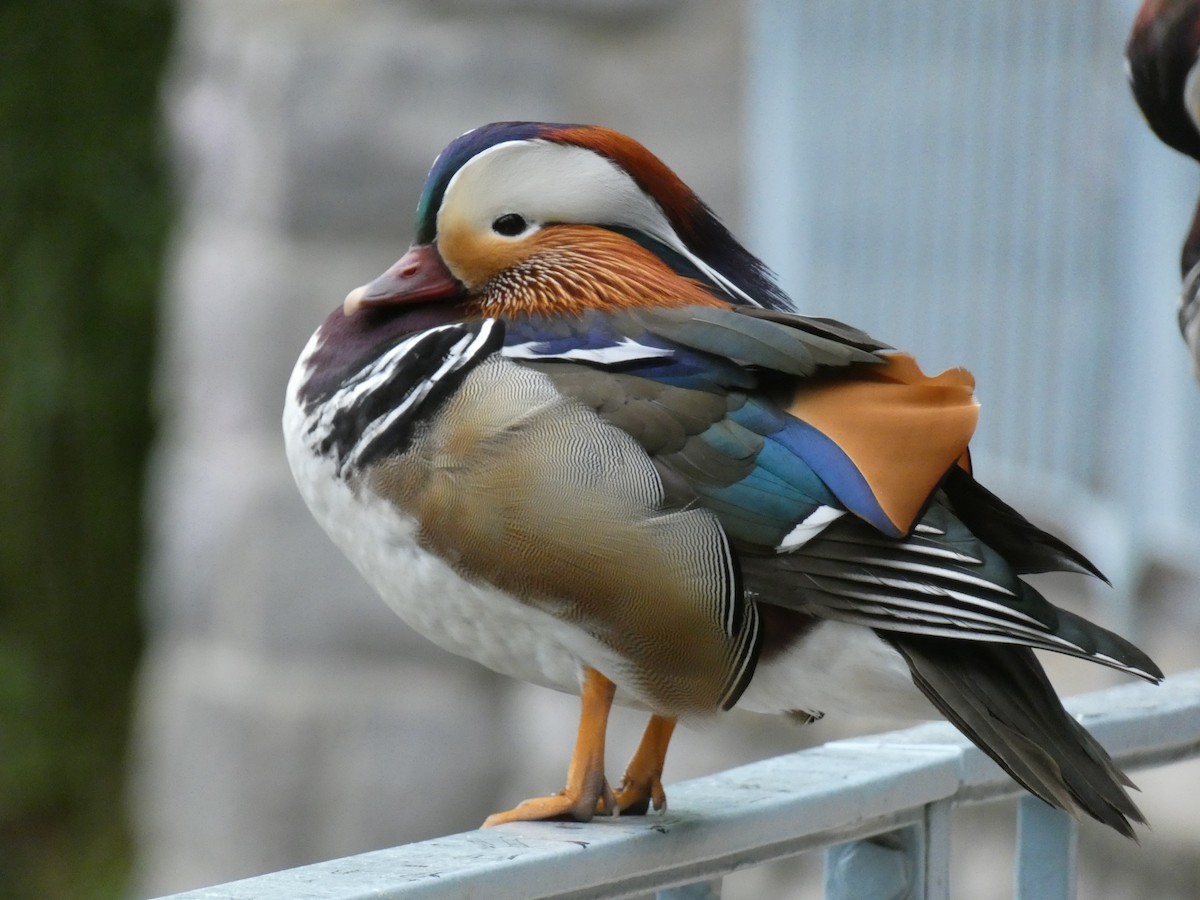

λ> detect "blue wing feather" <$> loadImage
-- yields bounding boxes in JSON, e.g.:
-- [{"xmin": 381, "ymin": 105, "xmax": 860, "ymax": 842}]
[
  {"xmin": 766, "ymin": 418, "xmax": 901, "ymax": 537},
  {"xmin": 503, "ymin": 309, "xmax": 896, "ymax": 547}
]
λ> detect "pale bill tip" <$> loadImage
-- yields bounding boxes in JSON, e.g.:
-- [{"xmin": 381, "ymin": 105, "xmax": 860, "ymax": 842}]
[{"xmin": 343, "ymin": 284, "xmax": 369, "ymax": 316}]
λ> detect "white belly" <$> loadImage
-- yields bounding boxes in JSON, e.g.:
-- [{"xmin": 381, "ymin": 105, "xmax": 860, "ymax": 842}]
[
  {"xmin": 737, "ymin": 620, "xmax": 935, "ymax": 721},
  {"xmin": 284, "ymin": 402, "xmax": 596, "ymax": 694}
]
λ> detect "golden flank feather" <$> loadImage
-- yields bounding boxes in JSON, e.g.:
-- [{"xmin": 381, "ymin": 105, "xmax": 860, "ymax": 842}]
[{"xmin": 366, "ymin": 355, "xmax": 757, "ymax": 716}]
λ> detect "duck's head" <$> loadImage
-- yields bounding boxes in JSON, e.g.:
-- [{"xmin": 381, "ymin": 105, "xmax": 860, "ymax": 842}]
[{"xmin": 343, "ymin": 122, "xmax": 792, "ymax": 319}]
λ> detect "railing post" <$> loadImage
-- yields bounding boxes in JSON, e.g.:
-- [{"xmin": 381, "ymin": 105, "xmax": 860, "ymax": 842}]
[
  {"xmin": 824, "ymin": 800, "xmax": 952, "ymax": 900},
  {"xmin": 825, "ymin": 832, "xmax": 914, "ymax": 900},
  {"xmin": 922, "ymin": 799, "xmax": 952, "ymax": 900},
  {"xmin": 657, "ymin": 879, "xmax": 722, "ymax": 899},
  {"xmin": 1015, "ymin": 796, "xmax": 1077, "ymax": 900},
  {"xmin": 823, "ymin": 828, "xmax": 912, "ymax": 899}
]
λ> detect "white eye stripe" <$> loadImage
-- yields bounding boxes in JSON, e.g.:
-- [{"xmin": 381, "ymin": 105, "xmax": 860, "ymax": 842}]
[{"xmin": 440, "ymin": 140, "xmax": 663, "ymax": 238}]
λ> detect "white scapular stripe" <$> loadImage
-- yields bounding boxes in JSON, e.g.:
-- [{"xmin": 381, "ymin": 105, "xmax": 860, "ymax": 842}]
[
  {"xmin": 502, "ymin": 337, "xmax": 674, "ymax": 365},
  {"xmin": 833, "ymin": 554, "xmax": 1017, "ymax": 597},
  {"xmin": 815, "ymin": 576, "xmax": 1045, "ymax": 630},
  {"xmin": 889, "ymin": 542, "xmax": 981, "ymax": 565}
]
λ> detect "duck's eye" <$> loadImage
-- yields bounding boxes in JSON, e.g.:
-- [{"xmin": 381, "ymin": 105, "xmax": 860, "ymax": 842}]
[{"xmin": 491, "ymin": 213, "xmax": 527, "ymax": 237}]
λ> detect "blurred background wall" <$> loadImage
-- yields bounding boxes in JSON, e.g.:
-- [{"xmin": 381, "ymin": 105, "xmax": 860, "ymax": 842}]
[
  {"xmin": 4, "ymin": 1, "xmax": 1200, "ymax": 899},
  {"xmin": 131, "ymin": 2, "xmax": 800, "ymax": 898},
  {"xmin": 0, "ymin": 2, "xmax": 173, "ymax": 897}
]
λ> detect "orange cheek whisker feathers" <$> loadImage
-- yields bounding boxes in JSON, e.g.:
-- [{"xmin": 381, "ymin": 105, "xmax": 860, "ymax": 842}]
[{"xmin": 474, "ymin": 228, "xmax": 732, "ymax": 317}]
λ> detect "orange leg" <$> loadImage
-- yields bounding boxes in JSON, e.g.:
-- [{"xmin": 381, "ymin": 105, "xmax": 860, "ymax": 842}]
[
  {"xmin": 611, "ymin": 714, "xmax": 677, "ymax": 815},
  {"xmin": 483, "ymin": 667, "xmax": 618, "ymax": 827}
]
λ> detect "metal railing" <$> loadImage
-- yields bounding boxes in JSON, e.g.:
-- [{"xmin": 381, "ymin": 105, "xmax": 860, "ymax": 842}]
[{"xmin": 154, "ymin": 670, "xmax": 1200, "ymax": 900}]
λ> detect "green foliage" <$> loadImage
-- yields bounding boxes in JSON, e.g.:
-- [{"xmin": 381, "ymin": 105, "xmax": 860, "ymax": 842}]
[{"xmin": 0, "ymin": 1, "xmax": 174, "ymax": 896}]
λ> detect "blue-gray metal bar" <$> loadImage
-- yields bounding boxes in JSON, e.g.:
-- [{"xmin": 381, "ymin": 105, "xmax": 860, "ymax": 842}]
[
  {"xmin": 923, "ymin": 800, "xmax": 952, "ymax": 900},
  {"xmin": 824, "ymin": 830, "xmax": 917, "ymax": 900},
  {"xmin": 655, "ymin": 880, "xmax": 721, "ymax": 900},
  {"xmin": 823, "ymin": 798, "xmax": 952, "ymax": 900},
  {"xmin": 744, "ymin": 0, "xmax": 808, "ymax": 297},
  {"xmin": 154, "ymin": 671, "xmax": 1200, "ymax": 900},
  {"xmin": 1015, "ymin": 797, "xmax": 1077, "ymax": 900}
]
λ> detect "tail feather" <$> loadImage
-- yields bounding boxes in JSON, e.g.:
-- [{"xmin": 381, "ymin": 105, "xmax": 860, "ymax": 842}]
[
  {"xmin": 1052, "ymin": 606, "xmax": 1162, "ymax": 683},
  {"xmin": 887, "ymin": 633, "xmax": 1146, "ymax": 839},
  {"xmin": 941, "ymin": 467, "xmax": 1107, "ymax": 582}
]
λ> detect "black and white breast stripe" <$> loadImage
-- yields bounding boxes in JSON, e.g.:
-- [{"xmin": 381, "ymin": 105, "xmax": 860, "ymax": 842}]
[
  {"xmin": 307, "ymin": 319, "xmax": 504, "ymax": 476},
  {"xmin": 718, "ymin": 597, "xmax": 760, "ymax": 711},
  {"xmin": 703, "ymin": 521, "xmax": 760, "ymax": 711}
]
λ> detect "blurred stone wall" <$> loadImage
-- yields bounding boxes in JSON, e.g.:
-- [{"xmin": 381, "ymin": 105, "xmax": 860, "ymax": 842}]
[
  {"xmin": 130, "ymin": 3, "xmax": 1200, "ymax": 899},
  {"xmin": 130, "ymin": 1, "xmax": 812, "ymax": 895}
]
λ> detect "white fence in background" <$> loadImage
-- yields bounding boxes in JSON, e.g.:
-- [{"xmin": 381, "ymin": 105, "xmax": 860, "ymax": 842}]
[
  {"xmin": 746, "ymin": 0, "xmax": 1200, "ymax": 610},
  {"xmin": 153, "ymin": 671, "xmax": 1200, "ymax": 900}
]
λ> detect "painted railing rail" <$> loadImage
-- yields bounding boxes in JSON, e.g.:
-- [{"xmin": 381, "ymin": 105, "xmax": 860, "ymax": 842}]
[{"xmin": 154, "ymin": 669, "xmax": 1200, "ymax": 900}]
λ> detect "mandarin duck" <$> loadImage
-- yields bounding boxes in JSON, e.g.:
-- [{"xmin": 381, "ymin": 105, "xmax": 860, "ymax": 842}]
[
  {"xmin": 284, "ymin": 122, "xmax": 1161, "ymax": 837},
  {"xmin": 1127, "ymin": 0, "xmax": 1200, "ymax": 375}
]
